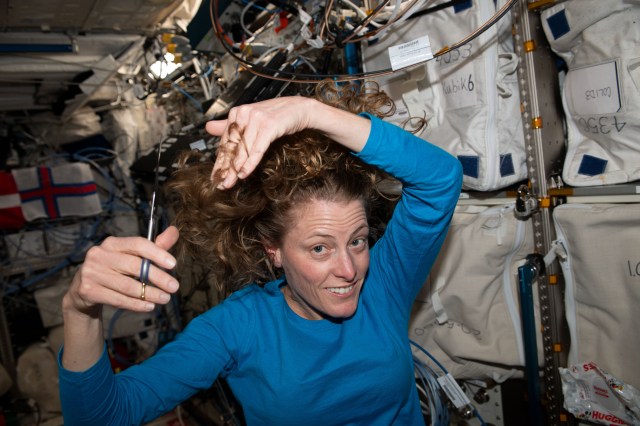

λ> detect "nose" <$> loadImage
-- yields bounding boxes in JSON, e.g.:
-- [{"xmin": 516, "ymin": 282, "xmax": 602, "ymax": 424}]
[{"xmin": 333, "ymin": 250, "xmax": 357, "ymax": 282}]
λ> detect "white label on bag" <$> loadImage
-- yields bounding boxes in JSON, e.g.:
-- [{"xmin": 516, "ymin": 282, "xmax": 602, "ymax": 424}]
[
  {"xmin": 437, "ymin": 373, "xmax": 471, "ymax": 409},
  {"xmin": 442, "ymin": 60, "xmax": 478, "ymax": 110},
  {"xmin": 388, "ymin": 36, "xmax": 433, "ymax": 71},
  {"xmin": 567, "ymin": 61, "xmax": 621, "ymax": 116}
]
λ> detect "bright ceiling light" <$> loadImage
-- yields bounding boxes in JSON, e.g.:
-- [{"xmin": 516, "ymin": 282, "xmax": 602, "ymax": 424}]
[{"xmin": 149, "ymin": 52, "xmax": 181, "ymax": 79}]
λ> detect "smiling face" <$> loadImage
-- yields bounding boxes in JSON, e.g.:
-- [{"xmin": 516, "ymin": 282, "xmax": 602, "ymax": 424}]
[{"xmin": 267, "ymin": 197, "xmax": 370, "ymax": 321}]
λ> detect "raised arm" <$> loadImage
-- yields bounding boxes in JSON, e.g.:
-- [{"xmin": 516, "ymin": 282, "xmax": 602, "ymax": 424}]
[
  {"xmin": 206, "ymin": 97, "xmax": 372, "ymax": 189},
  {"xmin": 358, "ymin": 115, "xmax": 462, "ymax": 310}
]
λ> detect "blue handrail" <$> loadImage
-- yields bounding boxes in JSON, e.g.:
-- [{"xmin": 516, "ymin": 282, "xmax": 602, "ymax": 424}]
[{"xmin": 518, "ymin": 256, "xmax": 543, "ymax": 426}]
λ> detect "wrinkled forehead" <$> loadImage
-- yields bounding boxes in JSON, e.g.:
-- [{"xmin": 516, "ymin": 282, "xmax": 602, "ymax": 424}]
[{"xmin": 284, "ymin": 197, "xmax": 368, "ymax": 230}]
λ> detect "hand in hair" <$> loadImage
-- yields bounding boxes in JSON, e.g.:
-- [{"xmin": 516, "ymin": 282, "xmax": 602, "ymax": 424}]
[
  {"xmin": 206, "ymin": 96, "xmax": 371, "ymax": 189},
  {"xmin": 206, "ymin": 97, "xmax": 313, "ymax": 189}
]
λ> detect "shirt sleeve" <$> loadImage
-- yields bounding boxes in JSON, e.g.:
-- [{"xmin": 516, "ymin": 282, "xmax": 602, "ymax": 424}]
[
  {"xmin": 356, "ymin": 114, "xmax": 463, "ymax": 317},
  {"xmin": 58, "ymin": 295, "xmax": 255, "ymax": 425}
]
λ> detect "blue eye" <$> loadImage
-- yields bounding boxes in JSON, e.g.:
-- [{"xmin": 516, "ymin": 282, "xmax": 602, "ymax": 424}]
[{"xmin": 312, "ymin": 245, "xmax": 325, "ymax": 254}]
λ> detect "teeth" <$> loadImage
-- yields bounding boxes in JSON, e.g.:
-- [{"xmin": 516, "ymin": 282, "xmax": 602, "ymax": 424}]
[{"xmin": 328, "ymin": 285, "xmax": 354, "ymax": 295}]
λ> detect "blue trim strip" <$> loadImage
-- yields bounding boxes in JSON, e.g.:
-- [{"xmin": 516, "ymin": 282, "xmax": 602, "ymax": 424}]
[{"xmin": 0, "ymin": 44, "xmax": 73, "ymax": 53}]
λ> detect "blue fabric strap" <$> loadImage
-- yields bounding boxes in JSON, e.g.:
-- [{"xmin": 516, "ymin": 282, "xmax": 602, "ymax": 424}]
[
  {"xmin": 458, "ymin": 155, "xmax": 479, "ymax": 178},
  {"xmin": 499, "ymin": 153, "xmax": 515, "ymax": 177},
  {"xmin": 453, "ymin": 0, "xmax": 472, "ymax": 13},
  {"xmin": 546, "ymin": 9, "xmax": 571, "ymax": 40},
  {"xmin": 578, "ymin": 154, "xmax": 608, "ymax": 176}
]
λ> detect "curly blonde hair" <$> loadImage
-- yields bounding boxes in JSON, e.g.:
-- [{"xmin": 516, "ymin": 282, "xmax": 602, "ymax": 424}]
[{"xmin": 167, "ymin": 81, "xmax": 400, "ymax": 294}]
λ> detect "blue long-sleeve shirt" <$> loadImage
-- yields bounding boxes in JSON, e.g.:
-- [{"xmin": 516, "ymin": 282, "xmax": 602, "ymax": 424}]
[{"xmin": 59, "ymin": 114, "xmax": 462, "ymax": 425}]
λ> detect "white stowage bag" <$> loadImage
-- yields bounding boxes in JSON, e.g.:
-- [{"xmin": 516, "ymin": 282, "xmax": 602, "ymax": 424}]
[
  {"xmin": 409, "ymin": 203, "xmax": 541, "ymax": 381},
  {"xmin": 541, "ymin": 0, "xmax": 640, "ymax": 186},
  {"xmin": 552, "ymin": 203, "xmax": 640, "ymax": 391},
  {"xmin": 363, "ymin": 0, "xmax": 526, "ymax": 191},
  {"xmin": 16, "ymin": 342, "xmax": 62, "ymax": 418}
]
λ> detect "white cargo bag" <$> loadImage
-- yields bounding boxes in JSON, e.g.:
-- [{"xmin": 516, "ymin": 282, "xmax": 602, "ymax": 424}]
[
  {"xmin": 409, "ymin": 204, "xmax": 542, "ymax": 381},
  {"xmin": 363, "ymin": 0, "xmax": 526, "ymax": 191},
  {"xmin": 552, "ymin": 203, "xmax": 640, "ymax": 390},
  {"xmin": 541, "ymin": 1, "xmax": 640, "ymax": 186}
]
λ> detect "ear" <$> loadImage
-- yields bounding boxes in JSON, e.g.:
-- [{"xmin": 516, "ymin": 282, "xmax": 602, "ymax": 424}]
[{"xmin": 264, "ymin": 243, "xmax": 283, "ymax": 268}]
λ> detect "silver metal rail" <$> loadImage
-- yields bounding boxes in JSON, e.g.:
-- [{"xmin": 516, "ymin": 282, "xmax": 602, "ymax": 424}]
[{"xmin": 511, "ymin": 1, "xmax": 571, "ymax": 423}]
